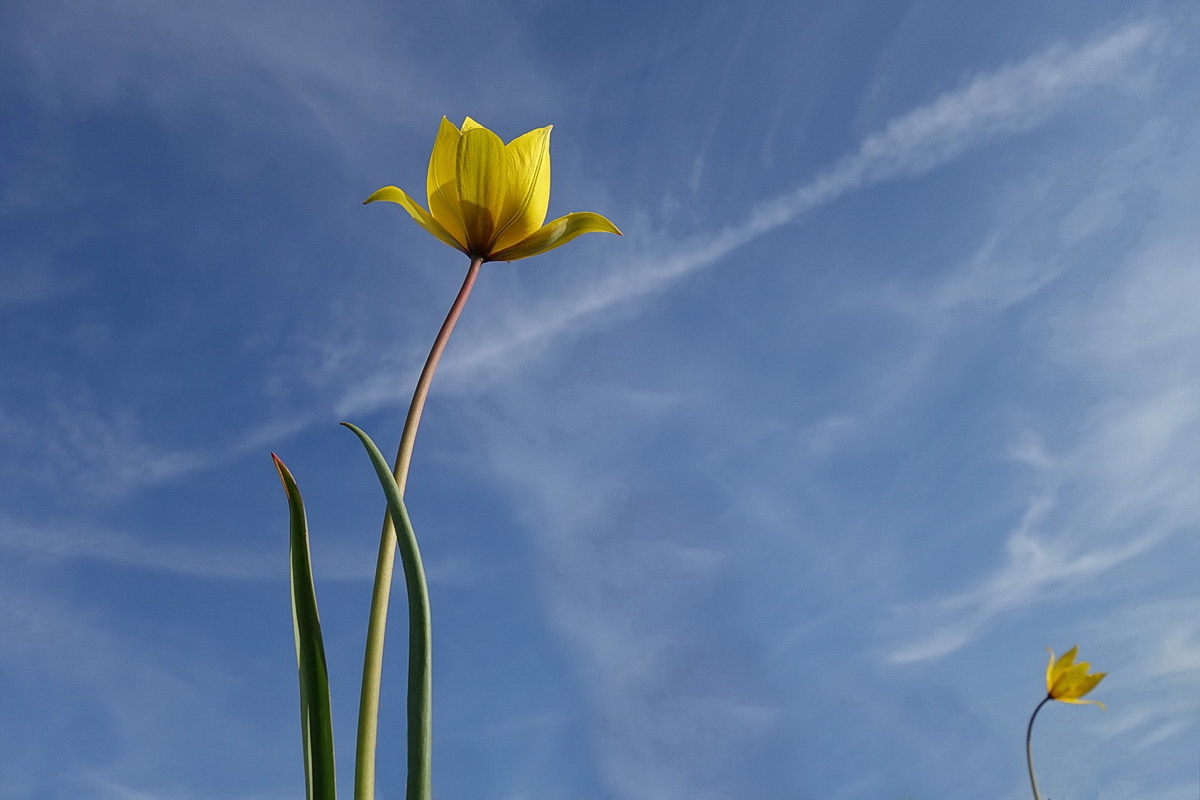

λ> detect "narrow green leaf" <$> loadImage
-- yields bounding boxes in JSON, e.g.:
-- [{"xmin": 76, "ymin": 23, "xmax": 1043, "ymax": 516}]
[
  {"xmin": 340, "ymin": 423, "xmax": 433, "ymax": 800},
  {"xmin": 273, "ymin": 454, "xmax": 338, "ymax": 800}
]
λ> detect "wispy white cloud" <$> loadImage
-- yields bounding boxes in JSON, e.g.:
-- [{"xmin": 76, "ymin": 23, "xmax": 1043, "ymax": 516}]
[
  {"xmin": 337, "ymin": 19, "xmax": 1162, "ymax": 415},
  {"xmin": 887, "ymin": 495, "xmax": 1166, "ymax": 664},
  {"xmin": 9, "ymin": 18, "xmax": 1162, "ymax": 502},
  {"xmin": 417, "ymin": 23, "xmax": 1200, "ymax": 797},
  {"xmin": 0, "ymin": 400, "xmax": 203, "ymax": 497},
  {"xmin": 0, "ymin": 514, "xmax": 278, "ymax": 579},
  {"xmin": 886, "ymin": 117, "xmax": 1200, "ymax": 663},
  {"xmin": 1068, "ymin": 598, "xmax": 1200, "ymax": 800},
  {"xmin": 7, "ymin": 0, "xmax": 556, "ymax": 159},
  {"xmin": 887, "ymin": 376, "xmax": 1200, "ymax": 663},
  {"xmin": 484, "ymin": 445, "xmax": 780, "ymax": 800}
]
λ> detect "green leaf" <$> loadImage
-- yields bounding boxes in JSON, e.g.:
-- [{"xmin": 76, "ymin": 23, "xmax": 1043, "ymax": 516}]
[
  {"xmin": 340, "ymin": 423, "xmax": 433, "ymax": 800},
  {"xmin": 273, "ymin": 454, "xmax": 337, "ymax": 800}
]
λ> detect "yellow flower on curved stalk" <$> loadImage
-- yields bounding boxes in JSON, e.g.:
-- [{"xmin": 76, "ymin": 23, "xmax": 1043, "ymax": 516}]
[
  {"xmin": 1028, "ymin": 646, "xmax": 1107, "ymax": 800},
  {"xmin": 365, "ymin": 117, "xmax": 621, "ymax": 262},
  {"xmin": 1046, "ymin": 645, "xmax": 1106, "ymax": 708}
]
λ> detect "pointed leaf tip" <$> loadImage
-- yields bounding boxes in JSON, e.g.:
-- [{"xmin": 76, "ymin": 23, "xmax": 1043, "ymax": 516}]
[{"xmin": 277, "ymin": 457, "xmax": 337, "ymax": 800}]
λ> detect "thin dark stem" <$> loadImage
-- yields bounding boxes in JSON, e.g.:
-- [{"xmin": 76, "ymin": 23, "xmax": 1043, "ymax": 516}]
[
  {"xmin": 1026, "ymin": 694, "xmax": 1052, "ymax": 800},
  {"xmin": 354, "ymin": 256, "xmax": 484, "ymax": 800}
]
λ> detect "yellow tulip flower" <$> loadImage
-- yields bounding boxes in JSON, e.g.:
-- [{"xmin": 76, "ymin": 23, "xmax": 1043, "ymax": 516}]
[
  {"xmin": 365, "ymin": 117, "xmax": 621, "ymax": 262},
  {"xmin": 1027, "ymin": 645, "xmax": 1107, "ymax": 799},
  {"xmin": 1045, "ymin": 645, "xmax": 1106, "ymax": 707}
]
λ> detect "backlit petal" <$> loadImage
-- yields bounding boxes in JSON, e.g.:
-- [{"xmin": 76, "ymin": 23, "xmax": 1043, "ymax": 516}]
[
  {"xmin": 1057, "ymin": 646, "xmax": 1079, "ymax": 670},
  {"xmin": 490, "ymin": 125, "xmax": 552, "ymax": 254},
  {"xmin": 427, "ymin": 117, "xmax": 468, "ymax": 248},
  {"xmin": 1059, "ymin": 696, "xmax": 1106, "ymax": 709},
  {"xmin": 455, "ymin": 126, "xmax": 510, "ymax": 256},
  {"xmin": 1073, "ymin": 671, "xmax": 1105, "ymax": 696},
  {"xmin": 364, "ymin": 185, "xmax": 467, "ymax": 254},
  {"xmin": 1047, "ymin": 646, "xmax": 1078, "ymax": 692},
  {"xmin": 488, "ymin": 211, "xmax": 621, "ymax": 262}
]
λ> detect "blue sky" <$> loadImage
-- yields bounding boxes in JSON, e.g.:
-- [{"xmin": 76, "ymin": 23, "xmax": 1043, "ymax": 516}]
[{"xmin": 2, "ymin": 1, "xmax": 1198, "ymax": 798}]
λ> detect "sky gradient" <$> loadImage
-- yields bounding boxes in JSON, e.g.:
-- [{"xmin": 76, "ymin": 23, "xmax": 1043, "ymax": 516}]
[{"xmin": 2, "ymin": 1, "xmax": 1199, "ymax": 798}]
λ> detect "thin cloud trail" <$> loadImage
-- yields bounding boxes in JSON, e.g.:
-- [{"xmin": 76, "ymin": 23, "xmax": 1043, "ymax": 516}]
[
  {"xmin": 887, "ymin": 525, "xmax": 1165, "ymax": 665},
  {"xmin": 888, "ymin": 384, "xmax": 1200, "ymax": 663},
  {"xmin": 36, "ymin": 22, "xmax": 1159, "ymax": 499},
  {"xmin": 427, "ymin": 20, "xmax": 1159, "ymax": 390}
]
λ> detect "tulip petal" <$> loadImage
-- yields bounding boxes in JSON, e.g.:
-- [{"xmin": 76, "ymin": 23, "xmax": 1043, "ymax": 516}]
[
  {"xmin": 1060, "ymin": 695, "xmax": 1107, "ymax": 708},
  {"xmin": 491, "ymin": 125, "xmax": 552, "ymax": 255},
  {"xmin": 426, "ymin": 117, "xmax": 468, "ymax": 248},
  {"xmin": 456, "ymin": 126, "xmax": 509, "ymax": 256},
  {"xmin": 1074, "ymin": 671, "xmax": 1106, "ymax": 696},
  {"xmin": 488, "ymin": 211, "xmax": 622, "ymax": 262},
  {"xmin": 1057, "ymin": 646, "xmax": 1078, "ymax": 669},
  {"xmin": 364, "ymin": 185, "xmax": 467, "ymax": 254}
]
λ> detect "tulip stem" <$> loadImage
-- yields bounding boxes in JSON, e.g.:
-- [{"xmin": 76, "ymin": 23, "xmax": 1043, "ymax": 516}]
[
  {"xmin": 393, "ymin": 255, "xmax": 485, "ymax": 496},
  {"xmin": 354, "ymin": 256, "xmax": 484, "ymax": 800},
  {"xmin": 1025, "ymin": 695, "xmax": 1051, "ymax": 800}
]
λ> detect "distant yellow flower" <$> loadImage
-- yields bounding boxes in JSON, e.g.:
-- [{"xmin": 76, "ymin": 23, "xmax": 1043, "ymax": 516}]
[
  {"xmin": 366, "ymin": 117, "xmax": 621, "ymax": 262},
  {"xmin": 1046, "ymin": 646, "xmax": 1106, "ymax": 708}
]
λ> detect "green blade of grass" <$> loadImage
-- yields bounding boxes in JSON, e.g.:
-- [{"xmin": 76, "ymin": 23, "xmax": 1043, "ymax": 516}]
[
  {"xmin": 273, "ymin": 454, "xmax": 338, "ymax": 800},
  {"xmin": 341, "ymin": 423, "xmax": 432, "ymax": 800}
]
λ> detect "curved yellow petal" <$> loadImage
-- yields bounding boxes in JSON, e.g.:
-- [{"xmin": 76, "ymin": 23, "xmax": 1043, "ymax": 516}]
[
  {"xmin": 1074, "ymin": 671, "xmax": 1106, "ymax": 697},
  {"xmin": 490, "ymin": 125, "xmax": 552, "ymax": 255},
  {"xmin": 460, "ymin": 116, "xmax": 485, "ymax": 133},
  {"xmin": 488, "ymin": 211, "xmax": 622, "ymax": 262},
  {"xmin": 427, "ymin": 117, "xmax": 468, "ymax": 248},
  {"xmin": 455, "ymin": 126, "xmax": 509, "ymax": 256},
  {"xmin": 1059, "ymin": 695, "xmax": 1107, "ymax": 709},
  {"xmin": 1046, "ymin": 646, "xmax": 1077, "ymax": 692},
  {"xmin": 364, "ymin": 185, "xmax": 467, "ymax": 254}
]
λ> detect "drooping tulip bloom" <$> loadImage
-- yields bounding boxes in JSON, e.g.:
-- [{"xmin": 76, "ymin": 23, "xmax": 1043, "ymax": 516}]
[
  {"xmin": 1046, "ymin": 645, "xmax": 1106, "ymax": 707},
  {"xmin": 366, "ymin": 117, "xmax": 620, "ymax": 262}
]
